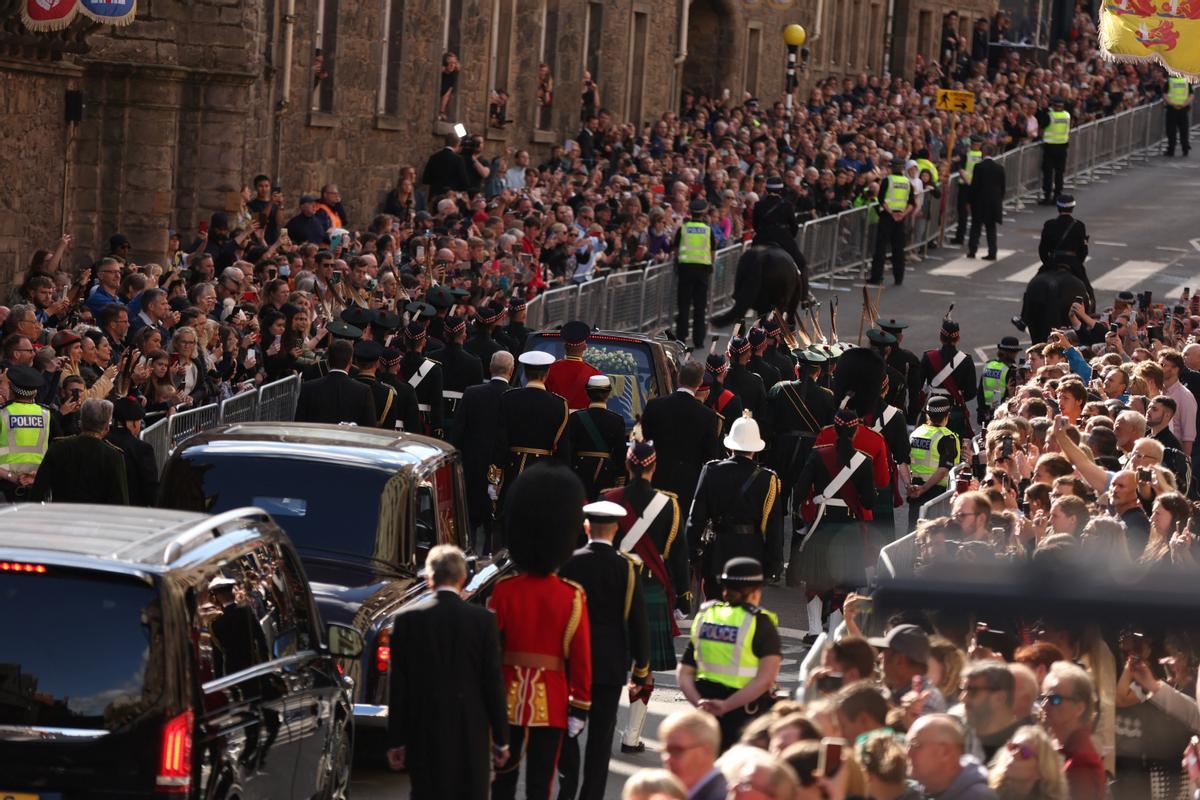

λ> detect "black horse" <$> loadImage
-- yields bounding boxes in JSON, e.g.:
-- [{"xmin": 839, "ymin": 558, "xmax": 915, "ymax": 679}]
[{"xmin": 711, "ymin": 244, "xmax": 808, "ymax": 328}]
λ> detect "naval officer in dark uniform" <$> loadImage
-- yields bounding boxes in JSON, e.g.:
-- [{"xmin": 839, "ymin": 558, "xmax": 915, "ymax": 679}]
[
  {"xmin": 877, "ymin": 318, "xmax": 922, "ymax": 425},
  {"xmin": 491, "ymin": 350, "xmax": 571, "ymax": 507},
  {"xmin": 436, "ymin": 314, "xmax": 484, "ymax": 430},
  {"xmin": 352, "ymin": 339, "xmax": 401, "ymax": 430},
  {"xmin": 685, "ymin": 413, "xmax": 783, "ymax": 599},
  {"xmin": 566, "ymin": 375, "xmax": 627, "ymax": 500},
  {"xmin": 766, "ymin": 347, "xmax": 835, "ymax": 519},
  {"xmin": 1037, "ymin": 194, "xmax": 1093, "ymax": 309},
  {"xmin": 557, "ymin": 500, "xmax": 651, "ymax": 800}
]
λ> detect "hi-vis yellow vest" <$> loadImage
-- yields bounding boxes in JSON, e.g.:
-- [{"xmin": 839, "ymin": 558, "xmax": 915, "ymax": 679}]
[
  {"xmin": 0, "ymin": 403, "xmax": 50, "ymax": 474},
  {"xmin": 1044, "ymin": 110, "xmax": 1070, "ymax": 145},
  {"xmin": 678, "ymin": 222, "xmax": 713, "ymax": 265},
  {"xmin": 692, "ymin": 602, "xmax": 778, "ymax": 690}
]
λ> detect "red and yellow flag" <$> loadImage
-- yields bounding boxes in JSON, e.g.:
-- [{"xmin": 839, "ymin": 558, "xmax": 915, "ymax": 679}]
[{"xmin": 1100, "ymin": 0, "xmax": 1200, "ymax": 78}]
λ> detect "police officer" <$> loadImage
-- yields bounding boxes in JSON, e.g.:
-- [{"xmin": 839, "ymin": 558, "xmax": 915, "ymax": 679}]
[
  {"xmin": 399, "ymin": 320, "xmax": 446, "ymax": 437},
  {"xmin": 978, "ymin": 336, "xmax": 1021, "ymax": 426},
  {"xmin": 919, "ymin": 318, "xmax": 977, "ymax": 440},
  {"xmin": 566, "ymin": 375, "xmax": 626, "ymax": 500},
  {"xmin": 491, "ymin": 350, "xmax": 572, "ymax": 507},
  {"xmin": 1164, "ymin": 71, "xmax": 1192, "ymax": 158},
  {"xmin": 0, "ymin": 365, "xmax": 51, "ymax": 501},
  {"xmin": 546, "ymin": 320, "xmax": 602, "ymax": 410},
  {"xmin": 867, "ymin": 328, "xmax": 908, "ymax": 414},
  {"xmin": 500, "ymin": 295, "xmax": 531, "ymax": 353},
  {"xmin": 878, "ymin": 318, "xmax": 923, "ymax": 424},
  {"xmin": 437, "ymin": 314, "xmax": 484, "ymax": 429},
  {"xmin": 951, "ymin": 136, "xmax": 984, "ymax": 246},
  {"xmin": 703, "ymin": 353, "xmax": 742, "ymax": 436},
  {"xmin": 761, "ymin": 318, "xmax": 797, "ymax": 378},
  {"xmin": 352, "ymin": 339, "xmax": 403, "ymax": 430},
  {"xmin": 752, "ymin": 176, "xmax": 806, "ymax": 274},
  {"xmin": 1039, "ymin": 96, "xmax": 1071, "ymax": 205},
  {"xmin": 685, "ymin": 414, "xmax": 783, "ymax": 599},
  {"xmin": 557, "ymin": 500, "xmax": 651, "ymax": 800},
  {"xmin": 766, "ymin": 348, "xmax": 835, "ymax": 521},
  {"xmin": 465, "ymin": 302, "xmax": 507, "ymax": 363},
  {"xmin": 677, "ymin": 556, "xmax": 782, "ymax": 752},
  {"xmin": 674, "ymin": 199, "xmax": 718, "ymax": 348},
  {"xmin": 907, "ymin": 395, "xmax": 961, "ymax": 528},
  {"xmin": 725, "ymin": 336, "xmax": 767, "ymax": 424},
  {"xmin": 869, "ymin": 158, "xmax": 916, "ymax": 286},
  {"xmin": 1037, "ymin": 195, "xmax": 1093, "ymax": 309}
]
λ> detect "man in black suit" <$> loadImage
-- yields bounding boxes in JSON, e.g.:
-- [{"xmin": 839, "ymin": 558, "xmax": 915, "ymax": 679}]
[
  {"xmin": 295, "ymin": 339, "xmax": 377, "ymax": 427},
  {"xmin": 640, "ymin": 360, "xmax": 722, "ymax": 517},
  {"xmin": 557, "ymin": 501, "xmax": 651, "ymax": 800},
  {"xmin": 578, "ymin": 115, "xmax": 599, "ymax": 168},
  {"xmin": 451, "ymin": 350, "xmax": 513, "ymax": 550},
  {"xmin": 387, "ymin": 544, "xmax": 509, "ymax": 799},
  {"xmin": 419, "ymin": 133, "xmax": 470, "ymax": 201},
  {"xmin": 106, "ymin": 397, "xmax": 159, "ymax": 506},
  {"xmin": 967, "ymin": 142, "xmax": 1006, "ymax": 260}
]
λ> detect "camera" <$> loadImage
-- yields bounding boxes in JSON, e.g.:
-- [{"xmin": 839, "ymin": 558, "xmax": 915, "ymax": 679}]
[
  {"xmin": 815, "ymin": 673, "xmax": 844, "ymax": 694},
  {"xmin": 1137, "ymin": 467, "xmax": 1153, "ymax": 482},
  {"xmin": 460, "ymin": 135, "xmax": 480, "ymax": 155}
]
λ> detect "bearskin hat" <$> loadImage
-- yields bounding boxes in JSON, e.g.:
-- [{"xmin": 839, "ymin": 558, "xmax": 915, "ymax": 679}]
[
  {"xmin": 831, "ymin": 346, "xmax": 887, "ymax": 418},
  {"xmin": 504, "ymin": 462, "xmax": 585, "ymax": 576}
]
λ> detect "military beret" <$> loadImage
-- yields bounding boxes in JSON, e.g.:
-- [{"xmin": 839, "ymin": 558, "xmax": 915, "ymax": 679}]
[
  {"xmin": 508, "ymin": 296, "xmax": 528, "ymax": 312},
  {"xmin": 866, "ymin": 328, "xmax": 897, "ymax": 347},
  {"xmin": 341, "ymin": 306, "xmax": 372, "ymax": 327},
  {"xmin": 381, "ymin": 347, "xmax": 403, "ymax": 367},
  {"xmin": 794, "ymin": 347, "xmax": 827, "ymax": 364},
  {"xmin": 941, "ymin": 319, "xmax": 961, "ymax": 337},
  {"xmin": 354, "ymin": 340, "xmax": 383, "ymax": 362},
  {"xmin": 878, "ymin": 318, "xmax": 908, "ymax": 332},
  {"xmin": 372, "ymin": 310, "xmax": 401, "ymax": 331},
  {"xmin": 327, "ymin": 320, "xmax": 363, "ymax": 340},
  {"xmin": 476, "ymin": 304, "xmax": 504, "ymax": 325},
  {"xmin": 405, "ymin": 301, "xmax": 437, "ymax": 320},
  {"xmin": 426, "ymin": 285, "xmax": 454, "ymax": 309},
  {"xmin": 627, "ymin": 440, "xmax": 656, "ymax": 466}
]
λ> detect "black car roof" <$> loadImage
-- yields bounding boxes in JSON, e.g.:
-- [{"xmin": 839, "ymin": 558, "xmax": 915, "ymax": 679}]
[
  {"xmin": 0, "ymin": 504, "xmax": 270, "ymax": 577},
  {"xmin": 529, "ymin": 329, "xmax": 663, "ymax": 345},
  {"xmin": 174, "ymin": 422, "xmax": 455, "ymax": 473}
]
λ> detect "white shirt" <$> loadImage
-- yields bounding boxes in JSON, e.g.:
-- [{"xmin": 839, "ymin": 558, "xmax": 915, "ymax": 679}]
[{"xmin": 676, "ymin": 386, "xmax": 696, "ymax": 397}]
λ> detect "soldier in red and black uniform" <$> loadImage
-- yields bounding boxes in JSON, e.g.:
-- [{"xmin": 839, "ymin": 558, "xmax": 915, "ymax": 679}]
[
  {"xmin": 703, "ymin": 352, "xmax": 742, "ymax": 436},
  {"xmin": 545, "ymin": 320, "xmax": 602, "ymax": 410},
  {"xmin": 919, "ymin": 318, "xmax": 977, "ymax": 440},
  {"xmin": 489, "ymin": 464, "xmax": 592, "ymax": 800}
]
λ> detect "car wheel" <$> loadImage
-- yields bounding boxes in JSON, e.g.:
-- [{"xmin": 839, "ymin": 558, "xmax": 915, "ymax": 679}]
[{"xmin": 318, "ymin": 715, "xmax": 352, "ymax": 800}]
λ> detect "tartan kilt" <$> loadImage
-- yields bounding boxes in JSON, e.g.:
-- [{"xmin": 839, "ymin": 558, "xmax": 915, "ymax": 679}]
[
  {"xmin": 789, "ymin": 518, "xmax": 886, "ymax": 597},
  {"xmin": 643, "ymin": 580, "xmax": 678, "ymax": 671}
]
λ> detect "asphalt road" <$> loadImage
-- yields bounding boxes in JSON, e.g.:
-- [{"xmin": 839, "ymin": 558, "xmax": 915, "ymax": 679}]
[{"xmin": 348, "ymin": 143, "xmax": 1200, "ymax": 798}]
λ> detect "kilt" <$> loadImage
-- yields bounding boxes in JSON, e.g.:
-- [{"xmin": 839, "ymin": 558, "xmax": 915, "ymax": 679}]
[
  {"xmin": 644, "ymin": 581, "xmax": 678, "ymax": 671},
  {"xmin": 788, "ymin": 518, "xmax": 885, "ymax": 597}
]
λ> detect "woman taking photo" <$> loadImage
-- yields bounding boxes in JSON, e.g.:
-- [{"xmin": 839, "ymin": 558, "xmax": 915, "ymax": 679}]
[{"xmin": 170, "ymin": 325, "xmax": 214, "ymax": 407}]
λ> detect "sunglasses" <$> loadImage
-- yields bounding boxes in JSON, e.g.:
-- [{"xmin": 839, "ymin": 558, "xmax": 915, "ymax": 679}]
[
  {"xmin": 1007, "ymin": 742, "xmax": 1035, "ymax": 760},
  {"xmin": 1037, "ymin": 693, "xmax": 1067, "ymax": 706}
]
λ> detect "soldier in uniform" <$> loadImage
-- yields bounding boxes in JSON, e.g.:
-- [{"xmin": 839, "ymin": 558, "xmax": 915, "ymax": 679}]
[
  {"xmin": 489, "ymin": 464, "xmax": 592, "ymax": 800},
  {"xmin": 301, "ymin": 319, "xmax": 362, "ymax": 380},
  {"xmin": 566, "ymin": 375, "xmax": 626, "ymax": 500},
  {"xmin": 725, "ymin": 336, "xmax": 768, "ymax": 424},
  {"xmin": 465, "ymin": 302, "xmax": 507, "ymax": 364},
  {"xmin": 399, "ymin": 320, "xmax": 446, "ymax": 437},
  {"xmin": 500, "ymin": 295, "xmax": 531, "ymax": 353},
  {"xmin": 878, "ymin": 318, "xmax": 923, "ymax": 425},
  {"xmin": 545, "ymin": 320, "xmax": 602, "ymax": 410},
  {"xmin": 367, "ymin": 309, "xmax": 402, "ymax": 349},
  {"xmin": 376, "ymin": 345, "xmax": 422, "ymax": 432},
  {"xmin": 0, "ymin": 366, "xmax": 53, "ymax": 501},
  {"xmin": 766, "ymin": 348, "xmax": 835, "ymax": 524},
  {"xmin": 978, "ymin": 336, "xmax": 1021, "ymax": 427},
  {"xmin": 492, "ymin": 350, "xmax": 572, "ymax": 508},
  {"xmin": 864, "ymin": 338, "xmax": 912, "ymax": 544},
  {"xmin": 752, "ymin": 176, "xmax": 807, "ymax": 283},
  {"xmin": 919, "ymin": 318, "xmax": 977, "ymax": 440},
  {"xmin": 352, "ymin": 339, "xmax": 402, "ymax": 430},
  {"xmin": 436, "ymin": 314, "xmax": 484, "ymax": 430},
  {"xmin": 761, "ymin": 318, "xmax": 797, "ymax": 379},
  {"xmin": 866, "ymin": 328, "xmax": 909, "ymax": 423},
  {"xmin": 678, "ymin": 557, "xmax": 782, "ymax": 751},
  {"xmin": 703, "ymin": 353, "xmax": 742, "ymax": 436},
  {"xmin": 1037, "ymin": 195, "xmax": 1093, "ymax": 309},
  {"xmin": 557, "ymin": 500, "xmax": 651, "ymax": 800},
  {"xmin": 602, "ymin": 440, "xmax": 689, "ymax": 754},
  {"xmin": 685, "ymin": 413, "xmax": 783, "ymax": 599},
  {"xmin": 907, "ymin": 396, "xmax": 961, "ymax": 529},
  {"xmin": 747, "ymin": 327, "xmax": 782, "ymax": 392},
  {"xmin": 423, "ymin": 284, "xmax": 455, "ymax": 349}
]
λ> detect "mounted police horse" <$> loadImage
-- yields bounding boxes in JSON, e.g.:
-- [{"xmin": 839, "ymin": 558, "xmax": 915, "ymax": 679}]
[{"xmin": 711, "ymin": 244, "xmax": 809, "ymax": 329}]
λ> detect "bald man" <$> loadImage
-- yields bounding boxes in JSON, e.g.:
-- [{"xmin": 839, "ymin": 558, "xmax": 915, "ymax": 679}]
[{"xmin": 906, "ymin": 714, "xmax": 996, "ymax": 799}]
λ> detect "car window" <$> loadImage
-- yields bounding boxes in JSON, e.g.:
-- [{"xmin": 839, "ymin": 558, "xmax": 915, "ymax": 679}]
[
  {"xmin": 273, "ymin": 544, "xmax": 320, "ymax": 655},
  {"xmin": 0, "ymin": 569, "xmax": 163, "ymax": 730},
  {"xmin": 525, "ymin": 335, "xmax": 657, "ymax": 427},
  {"xmin": 195, "ymin": 549, "xmax": 273, "ymax": 684}
]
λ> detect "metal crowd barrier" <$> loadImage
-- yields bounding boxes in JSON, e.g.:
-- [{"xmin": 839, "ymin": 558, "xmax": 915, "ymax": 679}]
[
  {"xmin": 917, "ymin": 464, "xmax": 966, "ymax": 522},
  {"xmin": 140, "ymin": 375, "xmax": 302, "ymax": 474}
]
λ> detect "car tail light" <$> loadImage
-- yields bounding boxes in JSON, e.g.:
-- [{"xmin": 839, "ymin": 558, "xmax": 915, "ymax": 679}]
[
  {"xmin": 375, "ymin": 628, "xmax": 391, "ymax": 674},
  {"xmin": 0, "ymin": 561, "xmax": 47, "ymax": 573},
  {"xmin": 156, "ymin": 709, "xmax": 193, "ymax": 794}
]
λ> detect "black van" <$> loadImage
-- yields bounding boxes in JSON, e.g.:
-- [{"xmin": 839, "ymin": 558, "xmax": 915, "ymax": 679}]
[{"xmin": 0, "ymin": 503, "xmax": 363, "ymax": 799}]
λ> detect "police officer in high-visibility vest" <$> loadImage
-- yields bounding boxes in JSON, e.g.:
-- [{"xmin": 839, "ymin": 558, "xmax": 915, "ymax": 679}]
[
  {"xmin": 1164, "ymin": 72, "xmax": 1192, "ymax": 158},
  {"xmin": 906, "ymin": 395, "xmax": 961, "ymax": 529},
  {"xmin": 677, "ymin": 556, "xmax": 782, "ymax": 752},
  {"xmin": 673, "ymin": 198, "xmax": 718, "ymax": 348},
  {"xmin": 0, "ymin": 365, "xmax": 52, "ymax": 501},
  {"xmin": 1039, "ymin": 96, "xmax": 1070, "ymax": 205},
  {"xmin": 977, "ymin": 336, "xmax": 1021, "ymax": 426},
  {"xmin": 869, "ymin": 158, "xmax": 916, "ymax": 286},
  {"xmin": 952, "ymin": 136, "xmax": 982, "ymax": 246}
]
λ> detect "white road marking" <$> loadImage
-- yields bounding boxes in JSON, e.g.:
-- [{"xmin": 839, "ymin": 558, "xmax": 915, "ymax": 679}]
[
  {"xmin": 920, "ymin": 289, "xmax": 956, "ymax": 295},
  {"xmin": 1003, "ymin": 263, "xmax": 1044, "ymax": 283},
  {"xmin": 928, "ymin": 249, "xmax": 1015, "ymax": 277},
  {"xmin": 1156, "ymin": 246, "xmax": 1190, "ymax": 253},
  {"xmin": 1094, "ymin": 241, "xmax": 1128, "ymax": 247},
  {"xmin": 1191, "ymin": 237, "xmax": 1200, "ymax": 252},
  {"xmin": 1091, "ymin": 260, "xmax": 1169, "ymax": 291},
  {"xmin": 988, "ymin": 296, "xmax": 1021, "ymax": 302}
]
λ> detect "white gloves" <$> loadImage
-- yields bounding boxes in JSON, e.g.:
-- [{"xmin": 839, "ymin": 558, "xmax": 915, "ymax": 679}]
[{"xmin": 567, "ymin": 716, "xmax": 585, "ymax": 738}]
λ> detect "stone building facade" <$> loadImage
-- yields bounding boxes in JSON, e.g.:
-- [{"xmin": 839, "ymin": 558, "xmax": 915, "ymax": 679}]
[{"xmin": 0, "ymin": 0, "xmax": 993, "ymax": 292}]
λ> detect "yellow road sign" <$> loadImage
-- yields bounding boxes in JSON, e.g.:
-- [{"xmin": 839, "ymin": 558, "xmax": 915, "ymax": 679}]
[{"xmin": 935, "ymin": 89, "xmax": 975, "ymax": 113}]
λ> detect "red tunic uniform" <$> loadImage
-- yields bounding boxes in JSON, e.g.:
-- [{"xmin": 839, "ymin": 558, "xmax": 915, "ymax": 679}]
[
  {"xmin": 545, "ymin": 356, "xmax": 602, "ymax": 410},
  {"xmin": 800, "ymin": 425, "xmax": 890, "ymax": 523},
  {"xmin": 488, "ymin": 572, "xmax": 592, "ymax": 728}
]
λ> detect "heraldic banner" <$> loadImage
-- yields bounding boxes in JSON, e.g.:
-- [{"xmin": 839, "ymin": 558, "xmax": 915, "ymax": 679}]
[
  {"xmin": 22, "ymin": 0, "xmax": 78, "ymax": 31},
  {"xmin": 79, "ymin": 0, "xmax": 136, "ymax": 25},
  {"xmin": 1100, "ymin": 0, "xmax": 1200, "ymax": 79}
]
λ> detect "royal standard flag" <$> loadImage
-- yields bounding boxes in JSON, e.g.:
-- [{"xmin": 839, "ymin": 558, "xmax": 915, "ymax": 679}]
[{"xmin": 1100, "ymin": 0, "xmax": 1200, "ymax": 78}]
